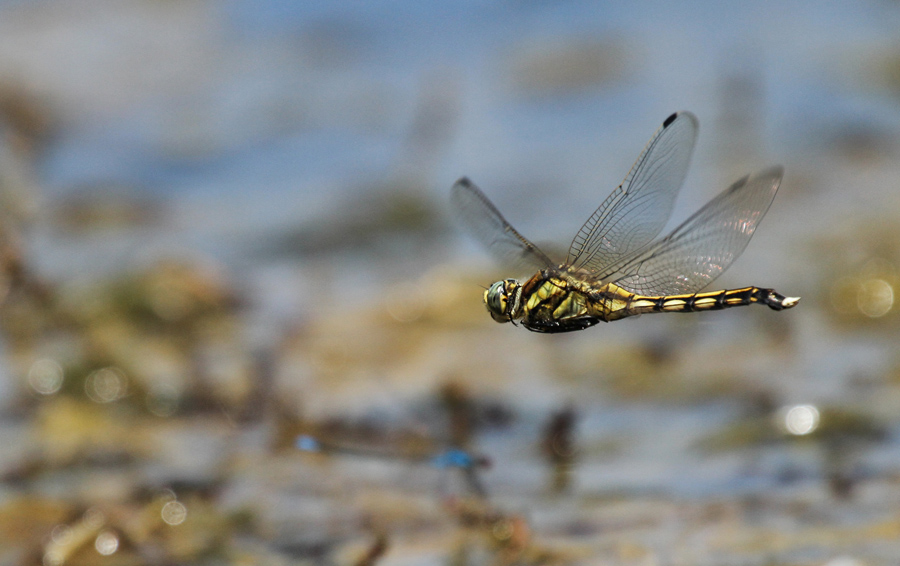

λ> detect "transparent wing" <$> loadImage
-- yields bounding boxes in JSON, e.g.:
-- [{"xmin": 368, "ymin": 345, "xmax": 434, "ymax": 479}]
[
  {"xmin": 612, "ymin": 166, "xmax": 783, "ymax": 296},
  {"xmin": 567, "ymin": 111, "xmax": 698, "ymax": 276},
  {"xmin": 451, "ymin": 177, "xmax": 554, "ymax": 272}
]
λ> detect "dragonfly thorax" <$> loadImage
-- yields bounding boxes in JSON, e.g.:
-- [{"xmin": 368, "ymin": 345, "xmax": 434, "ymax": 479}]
[{"xmin": 484, "ymin": 279, "xmax": 523, "ymax": 323}]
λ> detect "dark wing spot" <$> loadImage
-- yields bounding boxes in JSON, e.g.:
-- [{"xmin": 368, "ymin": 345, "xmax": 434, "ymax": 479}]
[{"xmin": 663, "ymin": 112, "xmax": 678, "ymax": 128}]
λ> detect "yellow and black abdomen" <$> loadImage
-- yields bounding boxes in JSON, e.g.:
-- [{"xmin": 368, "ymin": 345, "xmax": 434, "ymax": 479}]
[{"xmin": 625, "ymin": 286, "xmax": 800, "ymax": 317}]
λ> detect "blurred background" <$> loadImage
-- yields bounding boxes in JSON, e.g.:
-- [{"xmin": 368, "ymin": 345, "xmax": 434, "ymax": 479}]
[{"xmin": 2, "ymin": 1, "xmax": 900, "ymax": 565}]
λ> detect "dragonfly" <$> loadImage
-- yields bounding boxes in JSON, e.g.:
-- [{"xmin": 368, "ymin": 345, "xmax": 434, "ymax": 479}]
[{"xmin": 451, "ymin": 111, "xmax": 799, "ymax": 333}]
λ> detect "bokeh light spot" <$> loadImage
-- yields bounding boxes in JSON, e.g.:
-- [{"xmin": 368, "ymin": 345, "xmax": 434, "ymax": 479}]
[
  {"xmin": 83, "ymin": 507, "xmax": 105, "ymax": 529},
  {"xmin": 85, "ymin": 367, "xmax": 128, "ymax": 403},
  {"xmin": 44, "ymin": 525, "xmax": 71, "ymax": 566},
  {"xmin": 28, "ymin": 359, "xmax": 64, "ymax": 395},
  {"xmin": 94, "ymin": 530, "xmax": 119, "ymax": 556},
  {"xmin": 49, "ymin": 524, "xmax": 71, "ymax": 544},
  {"xmin": 161, "ymin": 500, "xmax": 187, "ymax": 525},
  {"xmin": 492, "ymin": 519, "xmax": 513, "ymax": 541},
  {"xmin": 783, "ymin": 404, "xmax": 820, "ymax": 436},
  {"xmin": 43, "ymin": 550, "xmax": 63, "ymax": 566},
  {"xmin": 857, "ymin": 278, "xmax": 893, "ymax": 318}
]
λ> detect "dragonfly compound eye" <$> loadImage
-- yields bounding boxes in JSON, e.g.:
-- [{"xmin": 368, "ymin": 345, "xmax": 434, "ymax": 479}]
[
  {"xmin": 484, "ymin": 279, "xmax": 521, "ymax": 323},
  {"xmin": 484, "ymin": 280, "xmax": 508, "ymax": 322}
]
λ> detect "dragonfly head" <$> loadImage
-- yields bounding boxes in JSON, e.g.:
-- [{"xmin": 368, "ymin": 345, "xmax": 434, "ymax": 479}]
[{"xmin": 484, "ymin": 279, "xmax": 522, "ymax": 323}]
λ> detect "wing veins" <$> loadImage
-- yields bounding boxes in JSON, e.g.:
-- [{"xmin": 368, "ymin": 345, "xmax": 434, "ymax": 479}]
[
  {"xmin": 450, "ymin": 177, "xmax": 554, "ymax": 273},
  {"xmin": 566, "ymin": 111, "xmax": 698, "ymax": 275},
  {"xmin": 610, "ymin": 166, "xmax": 784, "ymax": 296}
]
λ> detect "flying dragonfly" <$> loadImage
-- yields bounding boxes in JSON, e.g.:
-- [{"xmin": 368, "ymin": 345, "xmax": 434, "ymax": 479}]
[{"xmin": 451, "ymin": 111, "xmax": 799, "ymax": 333}]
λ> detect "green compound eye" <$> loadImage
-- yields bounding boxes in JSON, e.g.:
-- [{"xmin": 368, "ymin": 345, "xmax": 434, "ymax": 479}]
[{"xmin": 484, "ymin": 280, "xmax": 508, "ymax": 319}]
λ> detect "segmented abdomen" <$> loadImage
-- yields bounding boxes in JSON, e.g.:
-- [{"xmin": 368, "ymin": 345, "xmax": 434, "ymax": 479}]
[{"xmin": 626, "ymin": 286, "xmax": 799, "ymax": 316}]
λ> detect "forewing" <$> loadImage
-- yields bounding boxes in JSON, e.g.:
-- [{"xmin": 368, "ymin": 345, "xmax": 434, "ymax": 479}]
[
  {"xmin": 567, "ymin": 111, "xmax": 698, "ymax": 276},
  {"xmin": 451, "ymin": 177, "xmax": 554, "ymax": 272},
  {"xmin": 613, "ymin": 166, "xmax": 783, "ymax": 296}
]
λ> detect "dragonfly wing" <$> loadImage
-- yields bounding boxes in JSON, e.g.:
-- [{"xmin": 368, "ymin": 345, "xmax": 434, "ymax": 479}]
[
  {"xmin": 451, "ymin": 177, "xmax": 554, "ymax": 272},
  {"xmin": 567, "ymin": 111, "xmax": 698, "ymax": 276},
  {"xmin": 612, "ymin": 166, "xmax": 783, "ymax": 296}
]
